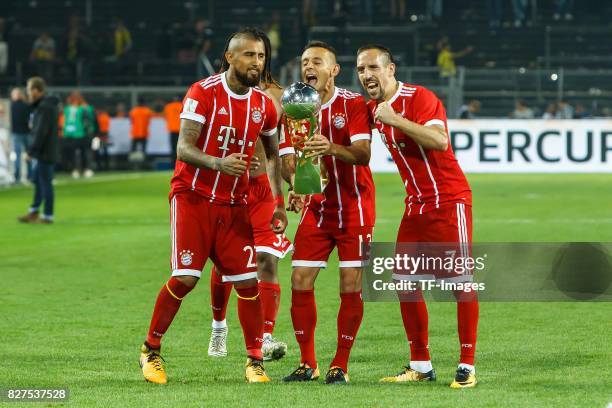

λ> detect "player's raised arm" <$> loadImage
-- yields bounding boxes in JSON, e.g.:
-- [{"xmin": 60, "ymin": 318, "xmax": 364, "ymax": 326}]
[{"xmin": 176, "ymin": 118, "xmax": 248, "ymax": 176}]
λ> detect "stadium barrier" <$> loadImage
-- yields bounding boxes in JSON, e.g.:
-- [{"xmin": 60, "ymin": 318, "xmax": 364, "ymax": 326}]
[
  {"xmin": 371, "ymin": 119, "xmax": 612, "ymax": 173},
  {"xmin": 99, "ymin": 119, "xmax": 612, "ymax": 173}
]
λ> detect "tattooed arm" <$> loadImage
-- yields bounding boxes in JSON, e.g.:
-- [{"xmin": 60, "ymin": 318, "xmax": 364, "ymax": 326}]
[
  {"xmin": 176, "ymin": 118, "xmax": 248, "ymax": 176},
  {"xmin": 261, "ymin": 131, "xmax": 288, "ymax": 233}
]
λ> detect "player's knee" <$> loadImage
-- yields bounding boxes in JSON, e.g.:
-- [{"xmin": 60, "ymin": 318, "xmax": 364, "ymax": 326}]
[
  {"xmin": 173, "ymin": 275, "xmax": 199, "ymax": 288},
  {"xmin": 233, "ymin": 277, "xmax": 258, "ymax": 289},
  {"xmin": 339, "ymin": 268, "xmax": 362, "ymax": 292},
  {"xmin": 291, "ymin": 268, "xmax": 316, "ymax": 290},
  {"xmin": 256, "ymin": 253, "xmax": 278, "ymax": 282}
]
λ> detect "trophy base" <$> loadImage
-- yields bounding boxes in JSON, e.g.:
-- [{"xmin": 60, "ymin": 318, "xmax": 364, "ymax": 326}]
[{"xmin": 295, "ymin": 158, "xmax": 323, "ymax": 195}]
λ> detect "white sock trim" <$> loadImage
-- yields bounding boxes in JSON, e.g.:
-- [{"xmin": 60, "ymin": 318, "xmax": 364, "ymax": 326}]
[
  {"xmin": 212, "ymin": 319, "xmax": 227, "ymax": 329},
  {"xmin": 410, "ymin": 360, "xmax": 433, "ymax": 373},
  {"xmin": 458, "ymin": 363, "xmax": 475, "ymax": 373}
]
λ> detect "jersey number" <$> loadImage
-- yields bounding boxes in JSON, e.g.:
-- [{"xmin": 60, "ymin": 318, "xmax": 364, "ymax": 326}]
[
  {"xmin": 243, "ymin": 245, "xmax": 257, "ymax": 268},
  {"xmin": 358, "ymin": 233, "xmax": 372, "ymax": 257}
]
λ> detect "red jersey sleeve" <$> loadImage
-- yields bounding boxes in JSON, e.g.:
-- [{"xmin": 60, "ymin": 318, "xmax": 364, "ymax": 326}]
[
  {"xmin": 179, "ymin": 83, "xmax": 212, "ymax": 125},
  {"xmin": 411, "ymin": 87, "xmax": 447, "ymax": 128},
  {"xmin": 260, "ymin": 96, "xmax": 278, "ymax": 137},
  {"xmin": 278, "ymin": 114, "xmax": 295, "ymax": 156},
  {"xmin": 347, "ymin": 96, "xmax": 373, "ymax": 143}
]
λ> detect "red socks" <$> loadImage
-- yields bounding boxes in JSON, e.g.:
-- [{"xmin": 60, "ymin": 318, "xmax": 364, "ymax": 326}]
[
  {"xmin": 455, "ymin": 290, "xmax": 479, "ymax": 366},
  {"xmin": 400, "ymin": 289, "xmax": 479, "ymax": 366},
  {"xmin": 146, "ymin": 277, "xmax": 193, "ymax": 349},
  {"xmin": 210, "ymin": 266, "xmax": 232, "ymax": 322},
  {"xmin": 330, "ymin": 291, "xmax": 363, "ymax": 372},
  {"xmin": 291, "ymin": 288, "xmax": 317, "ymax": 368},
  {"xmin": 235, "ymin": 285, "xmax": 264, "ymax": 361},
  {"xmin": 259, "ymin": 281, "xmax": 281, "ymax": 335},
  {"xmin": 399, "ymin": 290, "xmax": 431, "ymax": 361}
]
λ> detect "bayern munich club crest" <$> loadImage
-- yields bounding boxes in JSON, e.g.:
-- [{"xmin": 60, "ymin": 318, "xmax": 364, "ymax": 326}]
[
  {"xmin": 333, "ymin": 113, "xmax": 346, "ymax": 129},
  {"xmin": 179, "ymin": 250, "xmax": 194, "ymax": 266},
  {"xmin": 251, "ymin": 107, "xmax": 263, "ymax": 124}
]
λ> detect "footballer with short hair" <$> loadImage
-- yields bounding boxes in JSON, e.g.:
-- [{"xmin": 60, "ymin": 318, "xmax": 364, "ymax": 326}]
[
  {"xmin": 279, "ymin": 40, "xmax": 376, "ymax": 384},
  {"xmin": 356, "ymin": 44, "xmax": 479, "ymax": 388}
]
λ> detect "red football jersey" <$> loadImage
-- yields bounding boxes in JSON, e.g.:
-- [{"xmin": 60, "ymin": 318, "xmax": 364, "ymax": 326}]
[
  {"xmin": 280, "ymin": 87, "xmax": 375, "ymax": 228},
  {"xmin": 170, "ymin": 73, "xmax": 278, "ymax": 205},
  {"xmin": 368, "ymin": 82, "xmax": 471, "ymax": 215}
]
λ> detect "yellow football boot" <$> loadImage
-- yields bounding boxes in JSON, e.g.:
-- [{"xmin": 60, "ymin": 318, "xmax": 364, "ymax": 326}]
[
  {"xmin": 139, "ymin": 344, "xmax": 167, "ymax": 384},
  {"xmin": 380, "ymin": 366, "xmax": 436, "ymax": 383},
  {"xmin": 450, "ymin": 367, "xmax": 477, "ymax": 388},
  {"xmin": 245, "ymin": 358, "xmax": 271, "ymax": 383}
]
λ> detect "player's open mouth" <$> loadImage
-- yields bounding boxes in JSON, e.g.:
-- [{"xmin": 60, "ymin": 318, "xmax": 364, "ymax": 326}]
[
  {"xmin": 365, "ymin": 80, "xmax": 379, "ymax": 91},
  {"xmin": 306, "ymin": 74, "xmax": 318, "ymax": 87}
]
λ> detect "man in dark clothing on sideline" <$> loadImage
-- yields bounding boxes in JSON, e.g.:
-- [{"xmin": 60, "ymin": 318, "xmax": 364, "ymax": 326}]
[
  {"xmin": 17, "ymin": 77, "xmax": 59, "ymax": 224},
  {"xmin": 10, "ymin": 88, "xmax": 33, "ymax": 183}
]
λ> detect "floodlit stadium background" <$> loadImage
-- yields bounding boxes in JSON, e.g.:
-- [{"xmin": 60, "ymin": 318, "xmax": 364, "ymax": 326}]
[{"xmin": 1, "ymin": 1, "xmax": 611, "ymax": 406}]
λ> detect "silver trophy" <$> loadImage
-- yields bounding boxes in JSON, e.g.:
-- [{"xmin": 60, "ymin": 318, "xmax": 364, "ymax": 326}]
[{"xmin": 281, "ymin": 82, "xmax": 325, "ymax": 194}]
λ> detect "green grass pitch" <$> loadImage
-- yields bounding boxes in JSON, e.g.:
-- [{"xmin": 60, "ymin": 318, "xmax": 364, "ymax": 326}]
[{"xmin": 1, "ymin": 172, "xmax": 611, "ymax": 407}]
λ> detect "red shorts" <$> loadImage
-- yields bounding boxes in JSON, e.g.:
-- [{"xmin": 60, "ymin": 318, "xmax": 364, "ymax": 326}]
[
  {"xmin": 395, "ymin": 201, "xmax": 473, "ymax": 282},
  {"xmin": 170, "ymin": 192, "xmax": 257, "ymax": 282},
  {"xmin": 292, "ymin": 208, "xmax": 373, "ymax": 268},
  {"xmin": 248, "ymin": 174, "xmax": 293, "ymax": 258}
]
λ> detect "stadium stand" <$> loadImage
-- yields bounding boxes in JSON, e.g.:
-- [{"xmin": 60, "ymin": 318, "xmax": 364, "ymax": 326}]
[{"xmin": 1, "ymin": 0, "xmax": 611, "ymax": 117}]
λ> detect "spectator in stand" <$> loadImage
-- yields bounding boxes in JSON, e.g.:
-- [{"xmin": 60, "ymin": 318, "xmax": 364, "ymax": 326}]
[
  {"xmin": 511, "ymin": 100, "xmax": 535, "ymax": 119},
  {"xmin": 542, "ymin": 102, "xmax": 557, "ymax": 119},
  {"xmin": 94, "ymin": 107, "xmax": 111, "ymax": 171},
  {"xmin": 457, "ymin": 100, "xmax": 481, "ymax": 119},
  {"xmin": 556, "ymin": 100, "xmax": 574, "ymax": 119},
  {"xmin": 62, "ymin": 91, "xmax": 94, "ymax": 178},
  {"xmin": 10, "ymin": 88, "xmax": 33, "ymax": 184},
  {"xmin": 18, "ymin": 77, "xmax": 59, "ymax": 224},
  {"xmin": 129, "ymin": 97, "xmax": 154, "ymax": 158},
  {"xmin": 573, "ymin": 103, "xmax": 590, "ymax": 119},
  {"xmin": 114, "ymin": 18, "xmax": 132, "ymax": 60},
  {"xmin": 30, "ymin": 32, "xmax": 56, "ymax": 83},
  {"xmin": 65, "ymin": 23, "xmax": 94, "ymax": 84},
  {"xmin": 163, "ymin": 96, "xmax": 182, "ymax": 169},
  {"xmin": 437, "ymin": 37, "xmax": 473, "ymax": 78},
  {"xmin": 554, "ymin": 0, "xmax": 574, "ymax": 21}
]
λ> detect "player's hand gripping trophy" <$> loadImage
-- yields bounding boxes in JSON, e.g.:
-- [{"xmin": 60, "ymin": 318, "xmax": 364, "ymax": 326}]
[{"xmin": 281, "ymin": 82, "xmax": 328, "ymax": 194}]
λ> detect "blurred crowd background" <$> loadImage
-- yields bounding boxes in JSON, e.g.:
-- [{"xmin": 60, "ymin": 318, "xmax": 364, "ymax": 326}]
[{"xmin": 0, "ymin": 0, "xmax": 611, "ymax": 182}]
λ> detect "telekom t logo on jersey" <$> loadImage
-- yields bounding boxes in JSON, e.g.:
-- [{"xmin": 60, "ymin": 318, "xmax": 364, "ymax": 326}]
[{"xmin": 216, "ymin": 126, "xmax": 254, "ymax": 151}]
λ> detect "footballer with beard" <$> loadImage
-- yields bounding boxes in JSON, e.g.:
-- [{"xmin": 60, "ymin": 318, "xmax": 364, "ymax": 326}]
[{"xmin": 139, "ymin": 28, "xmax": 284, "ymax": 384}]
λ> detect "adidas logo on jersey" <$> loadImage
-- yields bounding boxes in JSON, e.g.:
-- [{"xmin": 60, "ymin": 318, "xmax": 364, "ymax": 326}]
[{"xmin": 218, "ymin": 106, "xmax": 228, "ymax": 115}]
